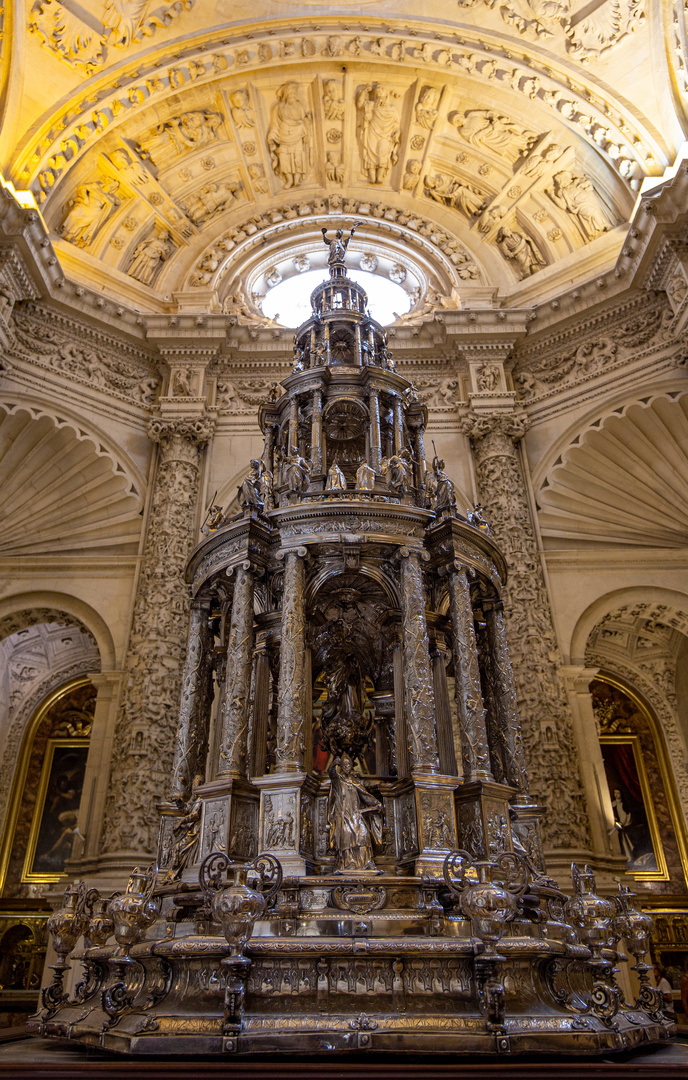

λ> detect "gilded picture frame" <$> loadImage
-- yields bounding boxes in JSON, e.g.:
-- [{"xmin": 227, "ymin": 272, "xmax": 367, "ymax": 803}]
[
  {"xmin": 21, "ymin": 738, "xmax": 89, "ymax": 884},
  {"xmin": 600, "ymin": 733, "xmax": 669, "ymax": 881}
]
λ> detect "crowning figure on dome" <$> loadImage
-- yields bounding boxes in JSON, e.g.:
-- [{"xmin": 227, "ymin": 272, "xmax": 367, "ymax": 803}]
[{"xmin": 322, "ymin": 222, "xmax": 362, "ymax": 267}]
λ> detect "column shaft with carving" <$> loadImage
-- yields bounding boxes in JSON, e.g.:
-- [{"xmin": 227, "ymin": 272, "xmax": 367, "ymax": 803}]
[
  {"xmin": 311, "ymin": 389, "xmax": 323, "ymax": 474},
  {"xmin": 369, "ymin": 388, "xmax": 382, "ymax": 472},
  {"xmin": 275, "ymin": 551, "xmax": 306, "ymax": 772},
  {"xmin": 458, "ymin": 413, "xmax": 590, "ymax": 851},
  {"xmin": 393, "ymin": 397, "xmax": 404, "ymax": 454},
  {"xmin": 170, "ymin": 597, "xmax": 214, "ymax": 801},
  {"xmin": 101, "ymin": 418, "xmax": 214, "ymax": 855},
  {"xmin": 218, "ymin": 564, "xmax": 255, "ymax": 778},
  {"xmin": 447, "ymin": 567, "xmax": 492, "ymax": 783},
  {"xmin": 484, "ymin": 599, "xmax": 528, "ymax": 793},
  {"xmin": 399, "ymin": 552, "xmax": 439, "ymax": 774}
]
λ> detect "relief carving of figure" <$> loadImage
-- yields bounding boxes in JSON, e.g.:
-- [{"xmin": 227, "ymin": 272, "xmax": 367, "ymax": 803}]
[
  {"xmin": 356, "ymin": 83, "xmax": 401, "ymax": 184},
  {"xmin": 156, "ymin": 111, "xmax": 223, "ymax": 155},
  {"xmin": 415, "ymin": 86, "xmax": 440, "ymax": 129},
  {"xmin": 182, "ymin": 181, "xmax": 240, "ymax": 225},
  {"xmin": 128, "ymin": 229, "xmax": 173, "ymax": 285},
  {"xmin": 424, "ymin": 173, "xmax": 483, "ymax": 216},
  {"xmin": 109, "ymin": 147, "xmax": 149, "ymax": 186},
  {"xmin": 402, "ymin": 159, "xmax": 422, "ymax": 192},
  {"xmin": 496, "ymin": 226, "xmax": 545, "ymax": 277},
  {"xmin": 547, "ymin": 170, "xmax": 615, "ymax": 239},
  {"xmin": 323, "ymin": 79, "xmax": 345, "ymax": 121},
  {"xmin": 476, "ymin": 363, "xmax": 501, "ymax": 392},
  {"xmin": 452, "ymin": 110, "xmax": 536, "ymax": 162},
  {"xmin": 327, "ymin": 754, "xmax": 382, "ymax": 872},
  {"xmin": 521, "ymin": 143, "xmax": 563, "ymax": 180},
  {"xmin": 267, "ymin": 82, "xmax": 312, "ymax": 188},
  {"xmin": 229, "ymin": 89, "xmax": 254, "ymax": 129},
  {"xmin": 60, "ymin": 178, "xmax": 120, "ymax": 247}
]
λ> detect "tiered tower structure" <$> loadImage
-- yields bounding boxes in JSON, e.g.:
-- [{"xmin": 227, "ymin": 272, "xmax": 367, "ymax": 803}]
[{"xmin": 29, "ymin": 230, "xmax": 673, "ymax": 1057}]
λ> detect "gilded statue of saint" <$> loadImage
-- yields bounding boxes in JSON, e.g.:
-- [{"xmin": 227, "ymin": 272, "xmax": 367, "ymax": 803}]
[{"xmin": 327, "ymin": 754, "xmax": 382, "ymax": 873}]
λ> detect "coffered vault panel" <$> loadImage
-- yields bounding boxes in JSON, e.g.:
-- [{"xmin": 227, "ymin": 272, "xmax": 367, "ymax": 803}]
[{"xmin": 2, "ymin": 1, "xmax": 676, "ymax": 311}]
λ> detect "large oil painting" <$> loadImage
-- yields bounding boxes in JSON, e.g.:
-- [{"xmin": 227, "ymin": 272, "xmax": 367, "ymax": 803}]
[
  {"xmin": 600, "ymin": 735, "xmax": 666, "ymax": 878},
  {"xmin": 22, "ymin": 740, "xmax": 88, "ymax": 881}
]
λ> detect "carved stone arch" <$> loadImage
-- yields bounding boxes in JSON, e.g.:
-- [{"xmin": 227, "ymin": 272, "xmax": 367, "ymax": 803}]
[{"xmin": 570, "ymin": 586, "xmax": 688, "ymax": 665}]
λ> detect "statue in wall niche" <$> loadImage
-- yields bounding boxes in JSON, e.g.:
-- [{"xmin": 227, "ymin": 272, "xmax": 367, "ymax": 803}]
[
  {"xmin": 547, "ymin": 170, "xmax": 615, "ymax": 239},
  {"xmin": 328, "ymin": 753, "xmax": 382, "ymax": 873},
  {"xmin": 423, "ymin": 173, "xmax": 484, "ymax": 217},
  {"xmin": 356, "ymin": 460, "xmax": 376, "ymax": 491},
  {"xmin": 452, "ymin": 109, "xmax": 537, "ymax": 162},
  {"xmin": 267, "ymin": 82, "xmax": 312, "ymax": 189},
  {"xmin": 356, "ymin": 84, "xmax": 401, "ymax": 184},
  {"xmin": 415, "ymin": 86, "xmax": 440, "ymax": 130},
  {"xmin": 128, "ymin": 229, "xmax": 173, "ymax": 285},
  {"xmin": 326, "ymin": 461, "xmax": 346, "ymax": 491},
  {"xmin": 60, "ymin": 177, "xmax": 120, "ymax": 247},
  {"xmin": 229, "ymin": 89, "xmax": 254, "ymax": 128},
  {"xmin": 496, "ymin": 226, "xmax": 545, "ymax": 277}
]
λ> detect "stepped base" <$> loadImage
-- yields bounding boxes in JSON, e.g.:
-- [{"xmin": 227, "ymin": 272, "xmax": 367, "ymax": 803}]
[{"xmin": 27, "ymin": 874, "xmax": 675, "ymax": 1057}]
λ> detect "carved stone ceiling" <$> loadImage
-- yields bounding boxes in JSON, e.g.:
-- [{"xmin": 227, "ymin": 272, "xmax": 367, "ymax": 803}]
[{"xmin": 1, "ymin": 1, "xmax": 685, "ymax": 313}]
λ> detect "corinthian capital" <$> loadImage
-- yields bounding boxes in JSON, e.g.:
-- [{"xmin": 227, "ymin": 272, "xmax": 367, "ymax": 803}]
[
  {"xmin": 457, "ymin": 410, "xmax": 530, "ymax": 442},
  {"xmin": 147, "ymin": 416, "xmax": 215, "ymax": 447}
]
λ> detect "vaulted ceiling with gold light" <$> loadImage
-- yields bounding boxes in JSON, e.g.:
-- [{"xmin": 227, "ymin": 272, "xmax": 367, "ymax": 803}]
[{"xmin": 2, "ymin": 0, "xmax": 686, "ymax": 320}]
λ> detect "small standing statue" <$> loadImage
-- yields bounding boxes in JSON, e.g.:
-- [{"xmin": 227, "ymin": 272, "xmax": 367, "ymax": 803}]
[
  {"xmin": 284, "ymin": 452, "xmax": 311, "ymax": 495},
  {"xmin": 326, "ymin": 460, "xmax": 346, "ymax": 491},
  {"xmin": 386, "ymin": 450, "xmax": 413, "ymax": 495},
  {"xmin": 356, "ymin": 460, "xmax": 376, "ymax": 491},
  {"xmin": 327, "ymin": 754, "xmax": 382, "ymax": 873},
  {"xmin": 322, "ymin": 221, "xmax": 363, "ymax": 268},
  {"xmin": 292, "ymin": 344, "xmax": 306, "ymax": 372},
  {"xmin": 164, "ymin": 782, "xmax": 203, "ymax": 882},
  {"xmin": 467, "ymin": 502, "xmax": 490, "ymax": 533},
  {"xmin": 202, "ymin": 494, "xmax": 224, "ymax": 533},
  {"xmin": 239, "ymin": 459, "xmax": 264, "ymax": 513},
  {"xmin": 432, "ymin": 453, "xmax": 458, "ymax": 516},
  {"xmin": 267, "ymin": 382, "xmax": 282, "ymax": 402},
  {"xmin": 259, "ymin": 459, "xmax": 274, "ymax": 510}
]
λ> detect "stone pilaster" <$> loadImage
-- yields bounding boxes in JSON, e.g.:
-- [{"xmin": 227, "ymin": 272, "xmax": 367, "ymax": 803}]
[
  {"xmin": 446, "ymin": 564, "xmax": 492, "ymax": 784},
  {"xmin": 217, "ymin": 563, "xmax": 256, "ymax": 779},
  {"xmin": 170, "ymin": 597, "xmax": 214, "ymax": 802},
  {"xmin": 399, "ymin": 549, "xmax": 439, "ymax": 775},
  {"xmin": 458, "ymin": 411, "xmax": 591, "ymax": 855},
  {"xmin": 275, "ymin": 548, "xmax": 307, "ymax": 772},
  {"xmin": 99, "ymin": 416, "xmax": 214, "ymax": 858}
]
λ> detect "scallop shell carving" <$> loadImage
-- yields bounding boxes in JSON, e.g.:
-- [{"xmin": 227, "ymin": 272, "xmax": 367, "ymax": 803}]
[
  {"xmin": 537, "ymin": 393, "xmax": 688, "ymax": 547},
  {"xmin": 0, "ymin": 402, "xmax": 144, "ymax": 554}
]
